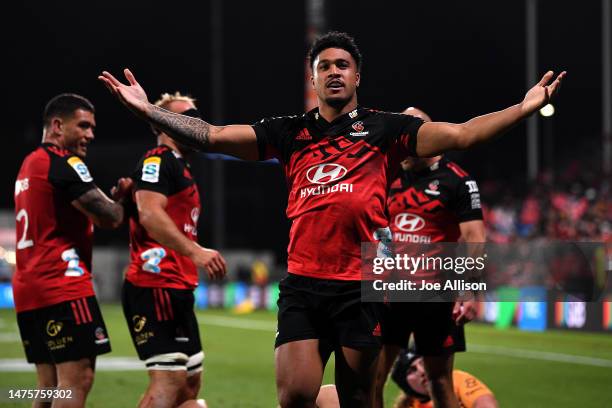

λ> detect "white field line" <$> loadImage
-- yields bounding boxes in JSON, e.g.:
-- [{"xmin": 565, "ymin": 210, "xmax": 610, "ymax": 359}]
[
  {"xmin": 199, "ymin": 315, "xmax": 612, "ymax": 369},
  {"xmin": 0, "ymin": 315, "xmax": 610, "ymax": 371},
  {"xmin": 0, "ymin": 333, "xmax": 19, "ymax": 342},
  {"xmin": 198, "ymin": 315, "xmax": 276, "ymax": 332},
  {"xmin": 468, "ymin": 344, "xmax": 612, "ymax": 368},
  {"xmin": 0, "ymin": 357, "xmax": 142, "ymax": 372}
]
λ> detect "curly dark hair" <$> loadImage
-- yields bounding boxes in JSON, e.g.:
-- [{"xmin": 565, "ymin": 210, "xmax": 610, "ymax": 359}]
[
  {"xmin": 43, "ymin": 93, "xmax": 95, "ymax": 127},
  {"xmin": 308, "ymin": 31, "xmax": 362, "ymax": 71}
]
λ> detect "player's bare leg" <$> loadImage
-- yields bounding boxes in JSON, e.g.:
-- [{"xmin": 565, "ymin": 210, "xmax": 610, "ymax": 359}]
[
  {"xmin": 275, "ymin": 339, "xmax": 324, "ymax": 408},
  {"xmin": 53, "ymin": 357, "xmax": 95, "ymax": 408},
  {"xmin": 33, "ymin": 363, "xmax": 57, "ymax": 408},
  {"xmin": 138, "ymin": 370, "xmax": 187, "ymax": 408},
  {"xmin": 334, "ymin": 346, "xmax": 380, "ymax": 408},
  {"xmin": 179, "ymin": 351, "xmax": 204, "ymax": 402},
  {"xmin": 178, "ymin": 372, "xmax": 201, "ymax": 402},
  {"xmin": 423, "ymin": 354, "xmax": 459, "ymax": 408},
  {"xmin": 315, "ymin": 384, "xmax": 340, "ymax": 408},
  {"xmin": 373, "ymin": 344, "xmax": 400, "ymax": 408}
]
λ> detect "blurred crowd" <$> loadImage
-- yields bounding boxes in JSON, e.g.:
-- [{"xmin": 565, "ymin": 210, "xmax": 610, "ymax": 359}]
[
  {"xmin": 478, "ymin": 160, "xmax": 611, "ymax": 296},
  {"xmin": 482, "ymin": 160, "xmax": 611, "ymax": 243}
]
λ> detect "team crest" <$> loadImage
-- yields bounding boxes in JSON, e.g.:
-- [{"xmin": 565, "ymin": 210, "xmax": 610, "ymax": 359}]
[
  {"xmin": 425, "ymin": 180, "xmax": 441, "ymax": 196},
  {"xmin": 349, "ymin": 121, "xmax": 369, "ymax": 137}
]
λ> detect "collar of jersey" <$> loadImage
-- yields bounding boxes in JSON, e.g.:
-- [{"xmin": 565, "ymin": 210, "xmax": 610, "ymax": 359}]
[
  {"xmin": 42, "ymin": 142, "xmax": 61, "ymax": 149},
  {"xmin": 309, "ymin": 105, "xmax": 369, "ymax": 136},
  {"xmin": 158, "ymin": 143, "xmax": 184, "ymax": 159},
  {"xmin": 403, "ymin": 157, "xmax": 445, "ymax": 185}
]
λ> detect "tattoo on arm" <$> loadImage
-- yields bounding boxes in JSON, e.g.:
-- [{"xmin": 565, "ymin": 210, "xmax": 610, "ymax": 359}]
[
  {"xmin": 149, "ymin": 105, "xmax": 212, "ymax": 149},
  {"xmin": 76, "ymin": 188, "xmax": 123, "ymax": 226}
]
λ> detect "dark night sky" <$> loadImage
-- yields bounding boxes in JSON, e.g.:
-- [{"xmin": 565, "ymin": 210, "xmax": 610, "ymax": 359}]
[{"xmin": 4, "ymin": 1, "xmax": 605, "ymax": 258}]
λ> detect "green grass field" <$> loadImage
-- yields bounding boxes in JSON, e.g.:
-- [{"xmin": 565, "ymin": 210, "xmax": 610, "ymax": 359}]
[{"xmin": 0, "ymin": 305, "xmax": 611, "ymax": 407}]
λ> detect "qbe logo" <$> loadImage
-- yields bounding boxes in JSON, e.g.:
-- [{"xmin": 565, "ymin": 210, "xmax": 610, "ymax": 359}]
[
  {"xmin": 306, "ymin": 163, "xmax": 347, "ymax": 184},
  {"xmin": 394, "ymin": 213, "xmax": 425, "ymax": 232}
]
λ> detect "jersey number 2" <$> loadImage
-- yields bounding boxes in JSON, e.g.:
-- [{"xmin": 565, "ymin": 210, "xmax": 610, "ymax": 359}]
[{"xmin": 16, "ymin": 209, "xmax": 34, "ymax": 250}]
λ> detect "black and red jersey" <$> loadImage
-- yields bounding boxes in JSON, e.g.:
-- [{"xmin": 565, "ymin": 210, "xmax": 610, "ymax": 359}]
[
  {"xmin": 253, "ymin": 106, "xmax": 424, "ymax": 281},
  {"xmin": 13, "ymin": 143, "xmax": 96, "ymax": 312},
  {"xmin": 387, "ymin": 158, "xmax": 483, "ymax": 243},
  {"xmin": 126, "ymin": 145, "xmax": 200, "ymax": 290}
]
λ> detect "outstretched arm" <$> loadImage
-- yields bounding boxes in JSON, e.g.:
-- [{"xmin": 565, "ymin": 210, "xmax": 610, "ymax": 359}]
[
  {"xmin": 98, "ymin": 69, "xmax": 259, "ymax": 160},
  {"xmin": 416, "ymin": 70, "xmax": 566, "ymax": 157}
]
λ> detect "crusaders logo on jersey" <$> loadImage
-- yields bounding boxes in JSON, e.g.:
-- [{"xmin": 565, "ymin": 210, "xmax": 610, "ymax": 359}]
[
  {"xmin": 306, "ymin": 163, "xmax": 347, "ymax": 185},
  {"xmin": 350, "ymin": 121, "xmax": 369, "ymax": 137},
  {"xmin": 394, "ymin": 213, "xmax": 426, "ymax": 232}
]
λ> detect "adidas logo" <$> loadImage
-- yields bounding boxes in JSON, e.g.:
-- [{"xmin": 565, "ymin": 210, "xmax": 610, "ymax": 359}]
[
  {"xmin": 296, "ymin": 128, "xmax": 312, "ymax": 141},
  {"xmin": 443, "ymin": 335, "xmax": 454, "ymax": 348}
]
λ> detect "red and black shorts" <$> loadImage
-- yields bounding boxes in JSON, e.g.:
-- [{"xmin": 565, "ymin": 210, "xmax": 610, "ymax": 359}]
[
  {"xmin": 381, "ymin": 302, "xmax": 466, "ymax": 355},
  {"xmin": 275, "ymin": 273, "xmax": 383, "ymax": 354},
  {"xmin": 121, "ymin": 280, "xmax": 202, "ymax": 369},
  {"xmin": 16, "ymin": 296, "xmax": 111, "ymax": 364}
]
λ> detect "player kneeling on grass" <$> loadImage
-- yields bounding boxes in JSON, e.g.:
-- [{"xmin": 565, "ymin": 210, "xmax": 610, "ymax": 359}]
[
  {"xmin": 316, "ymin": 348, "xmax": 498, "ymax": 408},
  {"xmin": 121, "ymin": 92, "xmax": 226, "ymax": 408}
]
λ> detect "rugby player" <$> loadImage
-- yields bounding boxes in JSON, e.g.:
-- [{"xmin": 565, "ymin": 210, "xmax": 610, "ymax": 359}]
[
  {"xmin": 14, "ymin": 94, "xmax": 127, "ymax": 408},
  {"xmin": 99, "ymin": 31, "xmax": 564, "ymax": 407},
  {"xmin": 375, "ymin": 108, "xmax": 485, "ymax": 408},
  {"xmin": 317, "ymin": 348, "xmax": 498, "ymax": 408},
  {"xmin": 390, "ymin": 348, "xmax": 498, "ymax": 408},
  {"xmin": 122, "ymin": 92, "xmax": 226, "ymax": 408}
]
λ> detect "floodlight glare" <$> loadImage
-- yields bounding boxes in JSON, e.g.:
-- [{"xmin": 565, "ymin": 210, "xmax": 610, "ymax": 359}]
[{"xmin": 539, "ymin": 103, "xmax": 555, "ymax": 117}]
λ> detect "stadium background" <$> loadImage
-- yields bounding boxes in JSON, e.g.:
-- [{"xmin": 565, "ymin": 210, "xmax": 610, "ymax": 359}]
[{"xmin": 1, "ymin": 0, "xmax": 611, "ymax": 406}]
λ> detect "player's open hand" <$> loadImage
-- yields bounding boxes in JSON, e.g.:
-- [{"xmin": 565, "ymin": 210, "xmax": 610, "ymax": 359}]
[
  {"xmin": 453, "ymin": 299, "xmax": 477, "ymax": 325},
  {"xmin": 98, "ymin": 69, "xmax": 150, "ymax": 117},
  {"xmin": 521, "ymin": 70, "xmax": 567, "ymax": 115},
  {"xmin": 192, "ymin": 246, "xmax": 227, "ymax": 280}
]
